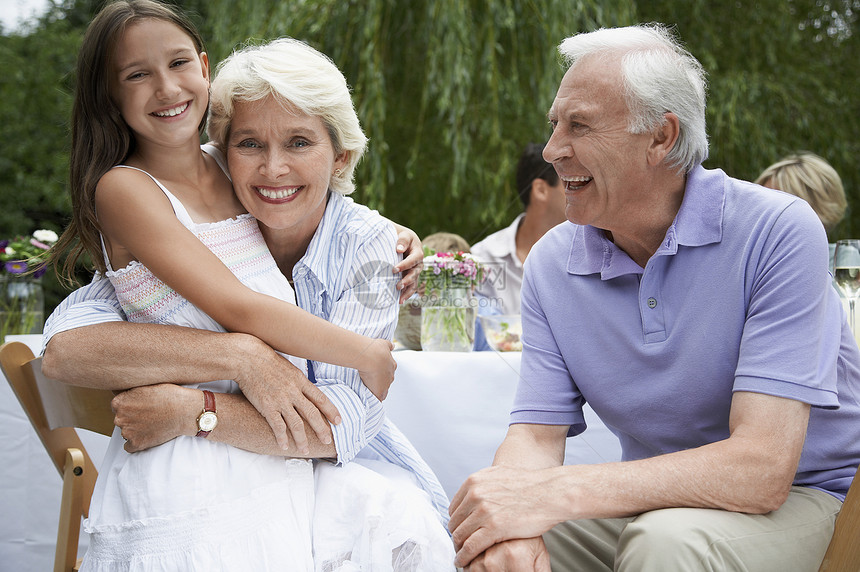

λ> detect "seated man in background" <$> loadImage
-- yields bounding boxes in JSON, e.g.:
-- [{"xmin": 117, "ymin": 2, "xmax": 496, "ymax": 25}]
[
  {"xmin": 449, "ymin": 24, "xmax": 860, "ymax": 571},
  {"xmin": 470, "ymin": 142, "xmax": 568, "ymax": 316},
  {"xmin": 471, "ymin": 143, "xmax": 568, "ymax": 350}
]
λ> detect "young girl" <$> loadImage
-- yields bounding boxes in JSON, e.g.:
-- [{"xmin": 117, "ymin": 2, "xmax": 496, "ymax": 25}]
[
  {"xmin": 53, "ymin": 1, "xmax": 401, "ymax": 449},
  {"xmin": 48, "ymin": 1, "xmax": 444, "ymax": 569}
]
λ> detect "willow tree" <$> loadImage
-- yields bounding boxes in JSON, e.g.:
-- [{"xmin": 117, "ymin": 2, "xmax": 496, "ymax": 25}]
[
  {"xmin": 4, "ymin": 0, "xmax": 856, "ymax": 277},
  {"xmin": 0, "ymin": 6, "xmax": 78, "ymax": 237},
  {"xmin": 196, "ymin": 0, "xmax": 636, "ymax": 244},
  {"xmin": 636, "ymin": 0, "xmax": 860, "ymax": 240},
  {"xmin": 194, "ymin": 0, "xmax": 858, "ymax": 242}
]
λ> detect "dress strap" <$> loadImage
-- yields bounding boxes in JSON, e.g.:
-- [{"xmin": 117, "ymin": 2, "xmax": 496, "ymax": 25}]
[
  {"xmin": 112, "ymin": 165, "xmax": 197, "ymax": 227},
  {"xmin": 100, "ymin": 233, "xmax": 114, "ymax": 273},
  {"xmin": 202, "ymin": 143, "xmax": 231, "ymax": 180},
  {"xmin": 102, "ymin": 149, "xmax": 229, "ymax": 271}
]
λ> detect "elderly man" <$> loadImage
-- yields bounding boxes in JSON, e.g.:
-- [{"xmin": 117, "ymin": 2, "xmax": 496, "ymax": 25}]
[{"xmin": 448, "ymin": 24, "xmax": 860, "ymax": 571}]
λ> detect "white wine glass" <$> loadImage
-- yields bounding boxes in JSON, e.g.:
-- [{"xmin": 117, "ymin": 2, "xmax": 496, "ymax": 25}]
[{"xmin": 834, "ymin": 239, "xmax": 860, "ymax": 335}]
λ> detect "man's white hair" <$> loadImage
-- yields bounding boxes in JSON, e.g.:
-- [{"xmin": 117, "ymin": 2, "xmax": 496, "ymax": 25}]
[{"xmin": 559, "ymin": 24, "xmax": 708, "ymax": 173}]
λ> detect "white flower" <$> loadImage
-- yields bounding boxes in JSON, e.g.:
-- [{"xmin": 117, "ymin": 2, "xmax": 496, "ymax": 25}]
[
  {"xmin": 4, "ymin": 247, "xmax": 13, "ymax": 255},
  {"xmin": 33, "ymin": 229, "xmax": 58, "ymax": 244}
]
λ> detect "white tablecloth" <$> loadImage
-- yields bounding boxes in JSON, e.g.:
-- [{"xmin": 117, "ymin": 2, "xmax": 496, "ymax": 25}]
[
  {"xmin": 385, "ymin": 350, "xmax": 621, "ymax": 499},
  {"xmin": 0, "ymin": 336, "xmax": 620, "ymax": 570}
]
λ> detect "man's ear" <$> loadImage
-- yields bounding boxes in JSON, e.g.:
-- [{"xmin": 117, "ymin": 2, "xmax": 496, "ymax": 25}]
[
  {"xmin": 648, "ymin": 112, "xmax": 680, "ymax": 166},
  {"xmin": 530, "ymin": 179, "xmax": 548, "ymax": 204}
]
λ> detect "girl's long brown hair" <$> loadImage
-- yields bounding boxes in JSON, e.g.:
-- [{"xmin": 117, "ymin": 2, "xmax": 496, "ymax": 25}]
[{"xmin": 50, "ymin": 0, "xmax": 205, "ymax": 286}]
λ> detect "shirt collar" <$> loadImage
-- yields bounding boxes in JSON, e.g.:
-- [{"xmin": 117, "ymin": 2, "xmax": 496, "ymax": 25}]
[
  {"xmin": 567, "ymin": 165, "xmax": 726, "ymax": 279},
  {"xmin": 481, "ymin": 213, "xmax": 525, "ymax": 260},
  {"xmin": 294, "ymin": 191, "xmax": 347, "ymax": 290}
]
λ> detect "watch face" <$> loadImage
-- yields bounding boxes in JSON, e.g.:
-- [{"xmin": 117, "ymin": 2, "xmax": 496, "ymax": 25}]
[{"xmin": 198, "ymin": 411, "xmax": 218, "ymax": 432}]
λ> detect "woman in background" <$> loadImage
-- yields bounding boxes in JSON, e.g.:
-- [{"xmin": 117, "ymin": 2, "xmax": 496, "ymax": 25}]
[{"xmin": 756, "ymin": 152, "xmax": 847, "ymax": 271}]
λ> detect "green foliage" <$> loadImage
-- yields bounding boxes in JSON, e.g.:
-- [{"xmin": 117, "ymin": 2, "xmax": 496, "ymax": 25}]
[
  {"xmin": 0, "ymin": 1, "xmax": 84, "ymax": 311},
  {"xmin": 635, "ymin": 0, "xmax": 860, "ymax": 240},
  {"xmin": 0, "ymin": 7, "xmax": 78, "ymax": 237},
  {"xmin": 195, "ymin": 0, "xmax": 635, "ymax": 244},
  {"xmin": 1, "ymin": 0, "xmax": 858, "ymax": 316}
]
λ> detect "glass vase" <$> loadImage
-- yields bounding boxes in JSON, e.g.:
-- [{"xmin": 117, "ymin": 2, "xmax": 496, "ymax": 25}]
[
  {"xmin": 420, "ymin": 285, "xmax": 476, "ymax": 352},
  {"xmin": 0, "ymin": 277, "xmax": 45, "ymax": 343}
]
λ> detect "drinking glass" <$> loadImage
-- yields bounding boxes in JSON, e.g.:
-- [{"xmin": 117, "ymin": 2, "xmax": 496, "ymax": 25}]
[{"xmin": 834, "ymin": 239, "xmax": 860, "ymax": 335}]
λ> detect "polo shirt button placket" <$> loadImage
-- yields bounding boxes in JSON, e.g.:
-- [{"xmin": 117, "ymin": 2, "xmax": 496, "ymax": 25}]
[{"xmin": 640, "ymin": 263, "xmax": 667, "ymax": 342}]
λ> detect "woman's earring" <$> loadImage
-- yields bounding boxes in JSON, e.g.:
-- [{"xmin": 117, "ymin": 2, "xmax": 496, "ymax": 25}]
[{"xmin": 334, "ymin": 169, "xmax": 343, "ymax": 177}]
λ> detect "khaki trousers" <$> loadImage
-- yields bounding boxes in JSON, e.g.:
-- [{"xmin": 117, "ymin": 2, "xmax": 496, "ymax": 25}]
[{"xmin": 543, "ymin": 486, "xmax": 842, "ymax": 572}]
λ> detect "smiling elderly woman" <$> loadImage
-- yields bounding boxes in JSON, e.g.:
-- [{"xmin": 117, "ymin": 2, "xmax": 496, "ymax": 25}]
[{"xmin": 123, "ymin": 37, "xmax": 457, "ymax": 570}]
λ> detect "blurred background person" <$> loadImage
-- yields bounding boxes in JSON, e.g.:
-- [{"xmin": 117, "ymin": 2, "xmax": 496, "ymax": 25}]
[
  {"xmin": 395, "ymin": 232, "xmax": 471, "ymax": 350},
  {"xmin": 756, "ymin": 151, "xmax": 847, "ymax": 271},
  {"xmin": 470, "ymin": 142, "xmax": 567, "ymax": 350},
  {"xmin": 470, "ymin": 142, "xmax": 567, "ymax": 316},
  {"xmin": 422, "ymin": 232, "xmax": 471, "ymax": 255}
]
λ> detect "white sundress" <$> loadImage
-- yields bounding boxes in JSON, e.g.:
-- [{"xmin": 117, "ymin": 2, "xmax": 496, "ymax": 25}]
[
  {"xmin": 312, "ymin": 458, "xmax": 456, "ymax": 571},
  {"xmin": 82, "ymin": 164, "xmax": 316, "ymax": 571},
  {"xmin": 83, "ymin": 156, "xmax": 456, "ymax": 571}
]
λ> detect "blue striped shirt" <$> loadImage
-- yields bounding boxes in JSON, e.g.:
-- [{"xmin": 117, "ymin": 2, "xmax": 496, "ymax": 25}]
[
  {"xmin": 41, "ymin": 191, "xmax": 450, "ymax": 526},
  {"xmin": 42, "ymin": 274, "xmax": 126, "ymax": 348},
  {"xmin": 293, "ymin": 193, "xmax": 450, "ymax": 523}
]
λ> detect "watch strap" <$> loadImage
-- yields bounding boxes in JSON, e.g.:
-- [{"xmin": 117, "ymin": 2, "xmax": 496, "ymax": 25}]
[{"xmin": 196, "ymin": 389, "xmax": 217, "ymax": 438}]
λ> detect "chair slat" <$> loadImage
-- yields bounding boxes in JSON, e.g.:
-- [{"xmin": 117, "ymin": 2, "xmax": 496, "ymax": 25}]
[
  {"xmin": 1, "ymin": 341, "xmax": 112, "ymax": 572},
  {"xmin": 31, "ymin": 357, "xmax": 115, "ymax": 437},
  {"xmin": 818, "ymin": 464, "xmax": 860, "ymax": 571}
]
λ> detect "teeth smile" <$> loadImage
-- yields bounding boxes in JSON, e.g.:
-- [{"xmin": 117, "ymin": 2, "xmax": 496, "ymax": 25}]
[
  {"xmin": 563, "ymin": 176, "xmax": 593, "ymax": 189},
  {"xmin": 153, "ymin": 102, "xmax": 188, "ymax": 117},
  {"xmin": 256, "ymin": 186, "xmax": 300, "ymax": 199}
]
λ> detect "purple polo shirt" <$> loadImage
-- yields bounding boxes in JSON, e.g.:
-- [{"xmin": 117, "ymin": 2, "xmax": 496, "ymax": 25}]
[{"xmin": 514, "ymin": 165, "xmax": 860, "ymax": 499}]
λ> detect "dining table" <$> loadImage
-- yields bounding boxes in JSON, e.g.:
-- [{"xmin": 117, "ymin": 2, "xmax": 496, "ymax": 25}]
[
  {"xmin": 385, "ymin": 349, "xmax": 622, "ymax": 498},
  {"xmin": 0, "ymin": 334, "xmax": 621, "ymax": 570}
]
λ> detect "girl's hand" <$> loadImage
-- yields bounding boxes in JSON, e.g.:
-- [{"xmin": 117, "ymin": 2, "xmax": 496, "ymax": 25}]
[
  {"xmin": 357, "ymin": 337, "xmax": 397, "ymax": 401},
  {"xmin": 113, "ymin": 384, "xmax": 197, "ymax": 452},
  {"xmin": 392, "ymin": 224, "xmax": 423, "ymax": 303}
]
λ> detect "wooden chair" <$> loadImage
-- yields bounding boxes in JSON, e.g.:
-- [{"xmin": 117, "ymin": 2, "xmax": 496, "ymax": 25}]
[
  {"xmin": 819, "ymin": 463, "xmax": 860, "ymax": 571},
  {"xmin": 0, "ymin": 341, "xmax": 114, "ymax": 572}
]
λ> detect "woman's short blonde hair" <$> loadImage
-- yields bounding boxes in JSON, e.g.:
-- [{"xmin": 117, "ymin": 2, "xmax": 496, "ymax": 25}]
[
  {"xmin": 423, "ymin": 232, "xmax": 471, "ymax": 254},
  {"xmin": 756, "ymin": 152, "xmax": 846, "ymax": 232},
  {"xmin": 207, "ymin": 38, "xmax": 367, "ymax": 195}
]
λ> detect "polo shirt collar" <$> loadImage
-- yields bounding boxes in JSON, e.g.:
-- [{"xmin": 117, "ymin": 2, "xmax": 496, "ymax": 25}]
[{"xmin": 567, "ymin": 165, "xmax": 725, "ymax": 279}]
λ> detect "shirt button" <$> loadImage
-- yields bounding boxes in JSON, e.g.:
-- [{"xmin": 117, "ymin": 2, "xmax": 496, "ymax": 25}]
[{"xmin": 647, "ymin": 297, "xmax": 657, "ymax": 309}]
